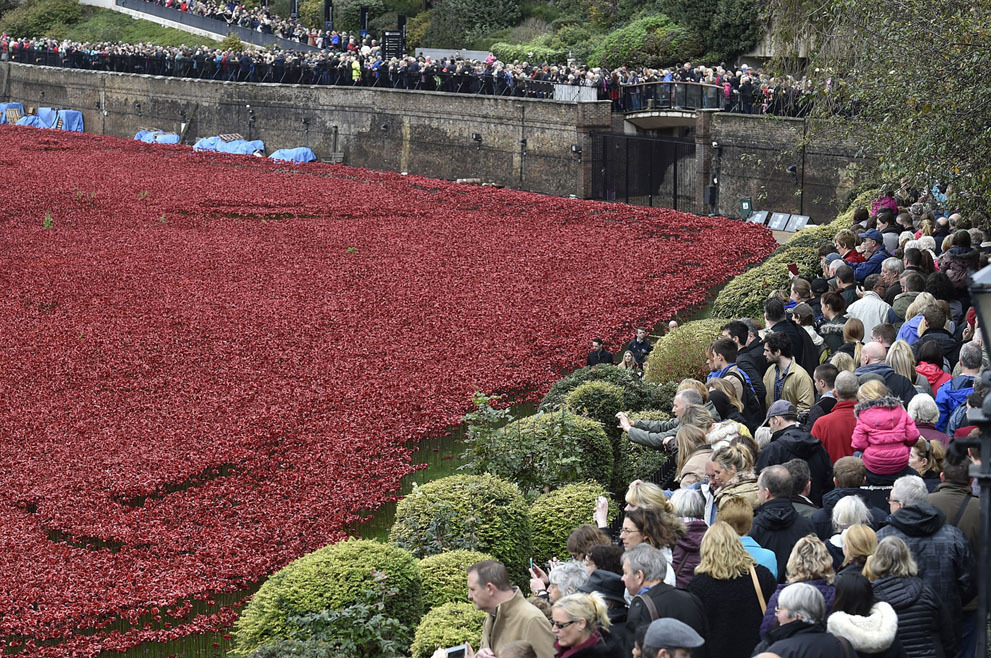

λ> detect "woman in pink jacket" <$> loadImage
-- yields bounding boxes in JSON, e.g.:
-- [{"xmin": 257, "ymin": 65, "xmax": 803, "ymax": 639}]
[{"xmin": 851, "ymin": 395, "xmax": 921, "ymax": 474}]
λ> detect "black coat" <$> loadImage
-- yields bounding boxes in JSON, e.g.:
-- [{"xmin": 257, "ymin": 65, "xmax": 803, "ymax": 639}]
[
  {"xmin": 752, "ymin": 621, "xmax": 845, "ymax": 658},
  {"xmin": 755, "ymin": 425, "xmax": 834, "ymax": 505},
  {"xmin": 586, "ymin": 349, "xmax": 613, "ymax": 366},
  {"xmin": 626, "ymin": 583, "xmax": 708, "ymax": 658},
  {"xmin": 750, "ymin": 498, "xmax": 816, "ymax": 582},
  {"xmin": 687, "ymin": 568, "xmax": 777, "ymax": 658},
  {"xmin": 736, "ymin": 339, "xmax": 769, "ymax": 403},
  {"xmin": 563, "ymin": 630, "xmax": 625, "ymax": 657},
  {"xmin": 872, "ymin": 576, "xmax": 956, "ymax": 657},
  {"xmin": 812, "ymin": 487, "xmax": 888, "ymax": 540},
  {"xmin": 912, "ymin": 329, "xmax": 961, "ymax": 369}
]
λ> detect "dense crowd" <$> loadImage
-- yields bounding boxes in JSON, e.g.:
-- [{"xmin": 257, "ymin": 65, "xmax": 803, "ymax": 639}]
[
  {"xmin": 427, "ymin": 190, "xmax": 986, "ymax": 658},
  {"xmin": 0, "ymin": 30, "xmax": 805, "ymax": 113}
]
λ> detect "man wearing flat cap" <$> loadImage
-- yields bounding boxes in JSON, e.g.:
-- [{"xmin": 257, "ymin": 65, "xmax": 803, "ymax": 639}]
[{"xmin": 641, "ymin": 618, "xmax": 705, "ymax": 658}]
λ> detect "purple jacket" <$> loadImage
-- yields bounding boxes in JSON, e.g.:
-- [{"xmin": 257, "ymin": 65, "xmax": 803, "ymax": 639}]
[
  {"xmin": 670, "ymin": 518, "xmax": 707, "ymax": 589},
  {"xmin": 761, "ymin": 579, "xmax": 835, "ymax": 635}
]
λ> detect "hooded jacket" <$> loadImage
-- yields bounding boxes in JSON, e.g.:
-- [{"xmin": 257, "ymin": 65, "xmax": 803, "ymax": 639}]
[
  {"xmin": 755, "ymin": 425, "xmax": 833, "ymax": 505},
  {"xmin": 750, "ymin": 497, "xmax": 816, "ymax": 582},
  {"xmin": 670, "ymin": 518, "xmax": 707, "ymax": 589},
  {"xmin": 760, "ymin": 579, "xmax": 835, "ymax": 635},
  {"xmin": 933, "ymin": 373, "xmax": 974, "ymax": 433},
  {"xmin": 877, "ymin": 503, "xmax": 975, "ymax": 633},
  {"xmin": 752, "ymin": 620, "xmax": 846, "ymax": 658},
  {"xmin": 827, "ymin": 602, "xmax": 902, "ymax": 657},
  {"xmin": 871, "ymin": 576, "xmax": 956, "ymax": 657},
  {"xmin": 851, "ymin": 396, "xmax": 920, "ymax": 475},
  {"xmin": 915, "ymin": 361, "xmax": 951, "ymax": 394},
  {"xmin": 812, "ymin": 487, "xmax": 888, "ymax": 540},
  {"xmin": 854, "ymin": 363, "xmax": 917, "ymax": 404},
  {"xmin": 913, "ymin": 328, "xmax": 961, "ymax": 369}
]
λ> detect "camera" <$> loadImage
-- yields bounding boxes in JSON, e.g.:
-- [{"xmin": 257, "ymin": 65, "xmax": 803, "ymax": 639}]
[{"xmin": 444, "ymin": 645, "xmax": 466, "ymax": 658}]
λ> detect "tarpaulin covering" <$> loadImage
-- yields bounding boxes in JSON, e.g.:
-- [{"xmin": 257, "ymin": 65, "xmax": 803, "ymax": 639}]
[
  {"xmin": 14, "ymin": 108, "xmax": 84, "ymax": 131},
  {"xmin": 0, "ymin": 103, "xmax": 25, "ymax": 125},
  {"xmin": 269, "ymin": 147, "xmax": 317, "ymax": 164},
  {"xmin": 135, "ymin": 130, "xmax": 181, "ymax": 144},
  {"xmin": 192, "ymin": 136, "xmax": 265, "ymax": 154}
]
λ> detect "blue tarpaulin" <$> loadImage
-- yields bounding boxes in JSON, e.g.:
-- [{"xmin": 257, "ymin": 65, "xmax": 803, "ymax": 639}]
[
  {"xmin": 13, "ymin": 108, "xmax": 83, "ymax": 131},
  {"xmin": 0, "ymin": 103, "xmax": 25, "ymax": 124},
  {"xmin": 135, "ymin": 130, "xmax": 181, "ymax": 144},
  {"xmin": 193, "ymin": 136, "xmax": 265, "ymax": 155},
  {"xmin": 269, "ymin": 147, "xmax": 316, "ymax": 164}
]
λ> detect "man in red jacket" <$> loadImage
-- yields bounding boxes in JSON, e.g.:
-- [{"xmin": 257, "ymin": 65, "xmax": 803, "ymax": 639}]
[{"xmin": 810, "ymin": 370, "xmax": 858, "ymax": 462}]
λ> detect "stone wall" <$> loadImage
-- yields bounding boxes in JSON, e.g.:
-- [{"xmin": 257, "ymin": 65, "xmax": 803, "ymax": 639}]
[
  {"xmin": 0, "ymin": 62, "xmax": 612, "ymax": 197},
  {"xmin": 708, "ymin": 112, "xmax": 861, "ymax": 223}
]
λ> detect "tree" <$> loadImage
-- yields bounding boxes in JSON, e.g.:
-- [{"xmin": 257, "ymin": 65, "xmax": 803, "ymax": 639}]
[{"xmin": 764, "ymin": 0, "xmax": 991, "ymax": 221}]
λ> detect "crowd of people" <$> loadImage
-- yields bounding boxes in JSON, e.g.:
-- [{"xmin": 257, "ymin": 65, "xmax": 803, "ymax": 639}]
[
  {"xmin": 0, "ymin": 26, "xmax": 811, "ymax": 114},
  {"xmin": 427, "ymin": 191, "xmax": 986, "ymax": 658}
]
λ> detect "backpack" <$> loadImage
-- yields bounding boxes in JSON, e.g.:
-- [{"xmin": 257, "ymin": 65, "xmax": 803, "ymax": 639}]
[
  {"xmin": 936, "ymin": 375, "xmax": 974, "ymax": 432},
  {"xmin": 726, "ymin": 367, "xmax": 765, "ymax": 433}
]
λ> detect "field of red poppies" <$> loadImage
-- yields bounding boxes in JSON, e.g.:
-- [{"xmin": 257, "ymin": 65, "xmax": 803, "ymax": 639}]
[{"xmin": 0, "ymin": 125, "xmax": 776, "ymax": 655}]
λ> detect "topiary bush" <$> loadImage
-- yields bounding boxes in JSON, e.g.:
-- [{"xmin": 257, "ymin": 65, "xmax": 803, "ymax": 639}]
[
  {"xmin": 614, "ymin": 411, "xmax": 671, "ymax": 488},
  {"xmin": 231, "ymin": 539, "xmax": 422, "ymax": 656},
  {"xmin": 409, "ymin": 602, "xmax": 487, "ymax": 658},
  {"xmin": 565, "ymin": 380, "xmax": 626, "ymax": 443},
  {"xmin": 462, "ymin": 410, "xmax": 614, "ymax": 497},
  {"xmin": 389, "ymin": 474, "xmax": 531, "ymax": 586},
  {"xmin": 709, "ymin": 246, "xmax": 819, "ymax": 319},
  {"xmin": 490, "ymin": 40, "xmax": 568, "ymax": 64},
  {"xmin": 418, "ymin": 550, "xmax": 494, "ymax": 611},
  {"xmin": 643, "ymin": 318, "xmax": 729, "ymax": 384},
  {"xmin": 587, "ymin": 14, "xmax": 702, "ymax": 69},
  {"xmin": 529, "ymin": 482, "xmax": 615, "ymax": 564},
  {"xmin": 540, "ymin": 364, "xmax": 669, "ymax": 413}
]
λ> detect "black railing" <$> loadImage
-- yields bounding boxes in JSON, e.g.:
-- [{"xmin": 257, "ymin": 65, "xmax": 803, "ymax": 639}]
[
  {"xmin": 621, "ymin": 81, "xmax": 722, "ymax": 113},
  {"xmin": 116, "ymin": 0, "xmax": 321, "ymax": 52}
]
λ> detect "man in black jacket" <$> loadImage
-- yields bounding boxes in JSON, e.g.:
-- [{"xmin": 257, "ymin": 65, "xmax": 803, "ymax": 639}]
[
  {"xmin": 586, "ymin": 338, "xmax": 613, "ymax": 366},
  {"xmin": 721, "ymin": 319, "xmax": 767, "ymax": 405},
  {"xmin": 812, "ymin": 457, "xmax": 887, "ymax": 540},
  {"xmin": 751, "ymin": 465, "xmax": 816, "ymax": 582},
  {"xmin": 756, "ymin": 402, "xmax": 833, "ymax": 505},
  {"xmin": 622, "ymin": 544, "xmax": 707, "ymax": 658}
]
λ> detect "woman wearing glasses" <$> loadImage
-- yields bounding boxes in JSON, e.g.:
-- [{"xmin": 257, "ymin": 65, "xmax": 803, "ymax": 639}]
[{"xmin": 549, "ymin": 592, "xmax": 623, "ymax": 657}]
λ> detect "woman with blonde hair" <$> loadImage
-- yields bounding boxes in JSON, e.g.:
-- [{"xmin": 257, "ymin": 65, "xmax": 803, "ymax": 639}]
[
  {"xmin": 711, "ymin": 443, "xmax": 759, "ymax": 511},
  {"xmin": 624, "ymin": 480, "xmax": 674, "ymax": 514},
  {"xmin": 549, "ymin": 592, "xmax": 622, "ymax": 657},
  {"xmin": 760, "ymin": 534, "xmax": 836, "ymax": 633},
  {"xmin": 617, "ymin": 350, "xmax": 640, "ymax": 376},
  {"xmin": 886, "ymin": 339, "xmax": 932, "ymax": 394},
  {"xmin": 834, "ymin": 229, "xmax": 864, "ymax": 263},
  {"xmin": 856, "ymin": 379, "xmax": 890, "ymax": 402},
  {"xmin": 687, "ymin": 522, "xmax": 777, "ymax": 658},
  {"xmin": 837, "ymin": 523, "xmax": 877, "ymax": 577},
  {"xmin": 674, "ymin": 425, "xmax": 711, "ymax": 487},
  {"xmin": 838, "ymin": 317, "xmax": 865, "ymax": 364},
  {"xmin": 866, "ymin": 536, "xmax": 955, "ymax": 657},
  {"xmin": 896, "ymin": 292, "xmax": 937, "ymax": 345},
  {"xmin": 908, "ymin": 437, "xmax": 945, "ymax": 492},
  {"xmin": 829, "ymin": 350, "xmax": 856, "ymax": 373}
]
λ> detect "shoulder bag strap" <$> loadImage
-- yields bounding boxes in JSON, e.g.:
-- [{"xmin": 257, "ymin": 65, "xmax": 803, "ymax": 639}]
[
  {"xmin": 837, "ymin": 635, "xmax": 854, "ymax": 658},
  {"xmin": 748, "ymin": 564, "xmax": 767, "ymax": 615},
  {"xmin": 953, "ymin": 491, "xmax": 973, "ymax": 527},
  {"xmin": 635, "ymin": 593, "xmax": 659, "ymax": 622}
]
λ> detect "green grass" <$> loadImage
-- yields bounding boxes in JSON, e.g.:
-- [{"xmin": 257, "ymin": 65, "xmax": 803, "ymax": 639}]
[{"xmin": 64, "ymin": 7, "xmax": 217, "ymax": 47}]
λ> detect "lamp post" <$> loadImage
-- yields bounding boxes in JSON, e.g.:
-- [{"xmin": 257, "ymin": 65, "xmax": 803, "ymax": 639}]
[{"xmin": 965, "ymin": 263, "xmax": 991, "ymax": 656}]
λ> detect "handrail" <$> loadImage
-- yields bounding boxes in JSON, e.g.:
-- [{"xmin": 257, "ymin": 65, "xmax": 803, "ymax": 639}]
[
  {"xmin": 620, "ymin": 81, "xmax": 723, "ymax": 113},
  {"xmin": 116, "ymin": 0, "xmax": 322, "ymax": 52}
]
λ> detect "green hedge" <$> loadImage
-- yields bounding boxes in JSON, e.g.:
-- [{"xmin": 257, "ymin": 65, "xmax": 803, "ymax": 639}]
[
  {"xmin": 709, "ymin": 246, "xmax": 820, "ymax": 320},
  {"xmin": 614, "ymin": 410, "xmax": 672, "ymax": 486},
  {"xmin": 0, "ymin": 0, "xmax": 81, "ymax": 38},
  {"xmin": 462, "ymin": 410, "xmax": 614, "ymax": 496},
  {"xmin": 539, "ymin": 364, "xmax": 669, "ymax": 413},
  {"xmin": 418, "ymin": 550, "xmax": 494, "ymax": 611},
  {"xmin": 587, "ymin": 14, "xmax": 701, "ymax": 69},
  {"xmin": 409, "ymin": 602, "xmax": 487, "ymax": 658},
  {"xmin": 529, "ymin": 482, "xmax": 614, "ymax": 564},
  {"xmin": 389, "ymin": 474, "xmax": 531, "ymax": 586},
  {"xmin": 565, "ymin": 380, "xmax": 626, "ymax": 443},
  {"xmin": 491, "ymin": 41, "xmax": 569, "ymax": 64},
  {"xmin": 231, "ymin": 539, "xmax": 422, "ymax": 656},
  {"xmin": 643, "ymin": 318, "xmax": 729, "ymax": 384}
]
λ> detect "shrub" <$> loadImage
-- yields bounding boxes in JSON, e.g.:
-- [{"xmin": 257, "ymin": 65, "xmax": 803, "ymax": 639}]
[
  {"xmin": 418, "ymin": 550, "xmax": 494, "ymax": 611},
  {"xmin": 0, "ymin": 0, "xmax": 81, "ymax": 38},
  {"xmin": 529, "ymin": 482, "xmax": 615, "ymax": 564},
  {"xmin": 587, "ymin": 14, "xmax": 701, "ymax": 69},
  {"xmin": 564, "ymin": 380, "xmax": 626, "ymax": 443},
  {"xmin": 219, "ymin": 34, "xmax": 244, "ymax": 51},
  {"xmin": 643, "ymin": 318, "xmax": 729, "ymax": 384},
  {"xmin": 490, "ymin": 40, "xmax": 568, "ymax": 64},
  {"xmin": 539, "ymin": 365, "xmax": 669, "ymax": 413},
  {"xmin": 426, "ymin": 0, "xmax": 521, "ymax": 48},
  {"xmin": 231, "ymin": 539, "xmax": 422, "ymax": 656},
  {"xmin": 709, "ymin": 247, "xmax": 819, "ymax": 319},
  {"xmin": 409, "ymin": 602, "xmax": 487, "ymax": 658},
  {"xmin": 389, "ymin": 474, "xmax": 531, "ymax": 586},
  {"xmin": 614, "ymin": 411, "xmax": 671, "ymax": 487},
  {"xmin": 404, "ymin": 9, "xmax": 432, "ymax": 49},
  {"xmin": 462, "ymin": 410, "xmax": 614, "ymax": 496}
]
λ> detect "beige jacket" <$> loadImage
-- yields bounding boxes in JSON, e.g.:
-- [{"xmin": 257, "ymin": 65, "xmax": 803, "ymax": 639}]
[{"xmin": 480, "ymin": 588, "xmax": 555, "ymax": 658}]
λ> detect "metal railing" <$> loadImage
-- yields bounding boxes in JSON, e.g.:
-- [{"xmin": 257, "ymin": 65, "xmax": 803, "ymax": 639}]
[
  {"xmin": 620, "ymin": 81, "xmax": 722, "ymax": 113},
  {"xmin": 116, "ymin": 0, "xmax": 322, "ymax": 52}
]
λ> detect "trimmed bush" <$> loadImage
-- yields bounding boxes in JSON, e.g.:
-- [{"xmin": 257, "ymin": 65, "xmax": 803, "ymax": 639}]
[
  {"xmin": 587, "ymin": 14, "xmax": 701, "ymax": 69},
  {"xmin": 419, "ymin": 550, "xmax": 494, "ymax": 611},
  {"xmin": 615, "ymin": 411, "xmax": 671, "ymax": 487},
  {"xmin": 643, "ymin": 318, "xmax": 729, "ymax": 384},
  {"xmin": 491, "ymin": 41, "xmax": 568, "ymax": 64},
  {"xmin": 565, "ymin": 380, "xmax": 626, "ymax": 443},
  {"xmin": 231, "ymin": 539, "xmax": 422, "ymax": 656},
  {"xmin": 529, "ymin": 482, "xmax": 615, "ymax": 564},
  {"xmin": 389, "ymin": 474, "xmax": 531, "ymax": 586},
  {"xmin": 463, "ymin": 410, "xmax": 614, "ymax": 496},
  {"xmin": 409, "ymin": 602, "xmax": 487, "ymax": 658},
  {"xmin": 709, "ymin": 246, "xmax": 819, "ymax": 320},
  {"xmin": 540, "ymin": 364, "xmax": 669, "ymax": 413}
]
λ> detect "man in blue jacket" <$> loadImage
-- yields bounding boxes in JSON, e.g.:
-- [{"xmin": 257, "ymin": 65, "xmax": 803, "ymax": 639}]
[{"xmin": 847, "ymin": 229, "xmax": 890, "ymax": 283}]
